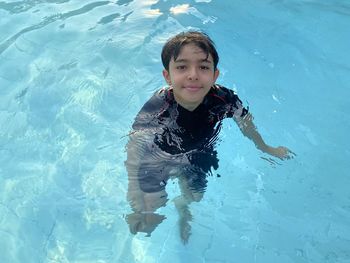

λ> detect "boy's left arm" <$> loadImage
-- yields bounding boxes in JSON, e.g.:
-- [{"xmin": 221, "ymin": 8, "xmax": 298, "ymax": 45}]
[{"xmin": 234, "ymin": 113, "xmax": 295, "ymax": 160}]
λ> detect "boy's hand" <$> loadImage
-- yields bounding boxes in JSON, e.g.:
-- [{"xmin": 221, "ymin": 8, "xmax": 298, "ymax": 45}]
[
  {"xmin": 126, "ymin": 212, "xmax": 166, "ymax": 236},
  {"xmin": 266, "ymin": 146, "xmax": 296, "ymax": 160}
]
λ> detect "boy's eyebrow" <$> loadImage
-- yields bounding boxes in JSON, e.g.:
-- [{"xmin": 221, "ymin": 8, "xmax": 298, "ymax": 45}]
[{"xmin": 174, "ymin": 58, "xmax": 212, "ymax": 64}]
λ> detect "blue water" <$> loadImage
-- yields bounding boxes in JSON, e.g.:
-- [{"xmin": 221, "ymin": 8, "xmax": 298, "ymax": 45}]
[{"xmin": 1, "ymin": 0, "xmax": 350, "ymax": 262}]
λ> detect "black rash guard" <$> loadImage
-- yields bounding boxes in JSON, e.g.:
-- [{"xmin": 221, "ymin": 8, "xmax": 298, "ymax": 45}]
[{"xmin": 127, "ymin": 84, "xmax": 248, "ymax": 193}]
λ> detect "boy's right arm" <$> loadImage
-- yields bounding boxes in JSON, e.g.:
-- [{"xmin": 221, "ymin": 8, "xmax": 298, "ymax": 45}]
[
  {"xmin": 125, "ymin": 90, "xmax": 167, "ymax": 212},
  {"xmin": 125, "ymin": 130, "xmax": 167, "ymax": 236}
]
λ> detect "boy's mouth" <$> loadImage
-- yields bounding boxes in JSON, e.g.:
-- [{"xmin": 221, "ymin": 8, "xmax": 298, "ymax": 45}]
[{"xmin": 184, "ymin": 86, "xmax": 201, "ymax": 92}]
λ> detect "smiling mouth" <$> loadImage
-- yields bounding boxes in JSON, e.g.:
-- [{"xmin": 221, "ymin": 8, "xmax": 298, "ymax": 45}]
[{"xmin": 184, "ymin": 86, "xmax": 201, "ymax": 91}]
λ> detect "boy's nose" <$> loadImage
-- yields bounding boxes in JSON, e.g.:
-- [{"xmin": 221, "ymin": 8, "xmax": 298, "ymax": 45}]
[{"xmin": 188, "ymin": 67, "xmax": 199, "ymax": 81}]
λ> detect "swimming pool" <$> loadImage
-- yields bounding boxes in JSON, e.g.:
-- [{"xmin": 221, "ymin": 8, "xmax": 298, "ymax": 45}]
[{"xmin": 1, "ymin": 0, "xmax": 350, "ymax": 262}]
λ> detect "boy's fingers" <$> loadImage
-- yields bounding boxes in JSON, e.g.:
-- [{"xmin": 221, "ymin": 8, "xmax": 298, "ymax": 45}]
[
  {"xmin": 289, "ymin": 150, "xmax": 297, "ymax": 156},
  {"xmin": 285, "ymin": 148, "xmax": 296, "ymax": 158},
  {"xmin": 278, "ymin": 147, "xmax": 296, "ymax": 159}
]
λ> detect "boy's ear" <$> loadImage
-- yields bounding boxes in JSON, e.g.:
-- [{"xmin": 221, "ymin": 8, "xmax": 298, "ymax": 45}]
[
  {"xmin": 214, "ymin": 69, "xmax": 220, "ymax": 82},
  {"xmin": 162, "ymin": 69, "xmax": 171, "ymax": 85}
]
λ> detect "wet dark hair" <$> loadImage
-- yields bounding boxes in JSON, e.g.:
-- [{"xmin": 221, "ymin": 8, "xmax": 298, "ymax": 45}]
[{"xmin": 161, "ymin": 31, "xmax": 219, "ymax": 71}]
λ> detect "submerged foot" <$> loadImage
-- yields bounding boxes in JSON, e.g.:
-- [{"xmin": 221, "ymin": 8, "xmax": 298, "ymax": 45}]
[
  {"xmin": 179, "ymin": 218, "xmax": 191, "ymax": 244},
  {"xmin": 174, "ymin": 197, "xmax": 193, "ymax": 244}
]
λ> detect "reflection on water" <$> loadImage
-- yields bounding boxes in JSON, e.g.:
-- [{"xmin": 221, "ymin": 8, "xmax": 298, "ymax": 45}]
[{"xmin": 170, "ymin": 4, "xmax": 190, "ymax": 15}]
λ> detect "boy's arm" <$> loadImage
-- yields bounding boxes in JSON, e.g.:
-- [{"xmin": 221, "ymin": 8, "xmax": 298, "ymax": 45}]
[
  {"xmin": 125, "ymin": 90, "xmax": 169, "ymax": 212},
  {"xmin": 234, "ymin": 113, "xmax": 294, "ymax": 160}
]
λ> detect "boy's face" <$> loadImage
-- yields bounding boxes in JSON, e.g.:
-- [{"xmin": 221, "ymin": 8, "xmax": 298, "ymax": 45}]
[{"xmin": 162, "ymin": 43, "xmax": 219, "ymax": 111}]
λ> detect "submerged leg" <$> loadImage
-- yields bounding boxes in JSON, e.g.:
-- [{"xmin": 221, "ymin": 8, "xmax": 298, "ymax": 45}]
[{"xmin": 174, "ymin": 170, "xmax": 206, "ymax": 244}]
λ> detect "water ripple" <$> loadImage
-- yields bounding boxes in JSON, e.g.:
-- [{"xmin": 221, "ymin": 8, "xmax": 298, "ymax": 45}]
[
  {"xmin": 97, "ymin": 12, "xmax": 121, "ymax": 25},
  {"xmin": 0, "ymin": 1, "xmax": 111, "ymax": 55},
  {"xmin": 0, "ymin": 0, "xmax": 69, "ymax": 14}
]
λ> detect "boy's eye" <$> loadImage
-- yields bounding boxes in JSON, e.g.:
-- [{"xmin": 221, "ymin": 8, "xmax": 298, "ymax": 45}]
[
  {"xmin": 200, "ymin": 65, "xmax": 210, "ymax": 70},
  {"xmin": 176, "ymin": 65, "xmax": 186, "ymax": 70}
]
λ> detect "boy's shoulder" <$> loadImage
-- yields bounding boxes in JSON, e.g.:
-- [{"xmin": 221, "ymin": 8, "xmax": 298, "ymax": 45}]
[
  {"xmin": 136, "ymin": 88, "xmax": 169, "ymax": 115},
  {"xmin": 156, "ymin": 86, "xmax": 171, "ymax": 98},
  {"xmin": 207, "ymin": 84, "xmax": 248, "ymax": 118},
  {"xmin": 155, "ymin": 86, "xmax": 177, "ymax": 104},
  {"xmin": 207, "ymin": 84, "xmax": 241, "ymax": 104}
]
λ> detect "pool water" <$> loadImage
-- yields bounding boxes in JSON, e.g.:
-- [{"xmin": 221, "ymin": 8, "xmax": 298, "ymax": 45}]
[{"xmin": 1, "ymin": 0, "xmax": 350, "ymax": 262}]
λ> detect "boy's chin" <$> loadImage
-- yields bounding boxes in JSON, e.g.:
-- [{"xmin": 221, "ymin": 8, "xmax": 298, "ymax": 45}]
[{"xmin": 183, "ymin": 95, "xmax": 206, "ymax": 104}]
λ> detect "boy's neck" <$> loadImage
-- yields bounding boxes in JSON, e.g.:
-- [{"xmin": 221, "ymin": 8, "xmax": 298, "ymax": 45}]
[{"xmin": 173, "ymin": 93, "xmax": 202, "ymax": 111}]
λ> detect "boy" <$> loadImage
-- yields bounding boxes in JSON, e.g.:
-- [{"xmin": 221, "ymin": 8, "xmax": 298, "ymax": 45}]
[{"xmin": 125, "ymin": 31, "xmax": 294, "ymax": 243}]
